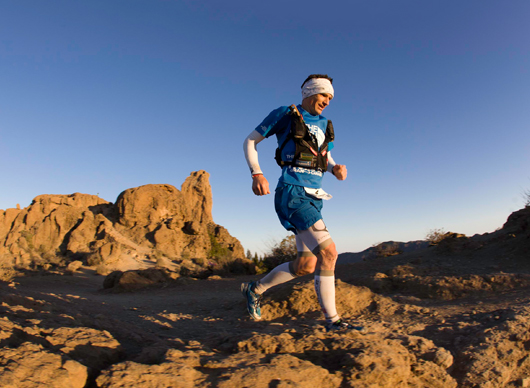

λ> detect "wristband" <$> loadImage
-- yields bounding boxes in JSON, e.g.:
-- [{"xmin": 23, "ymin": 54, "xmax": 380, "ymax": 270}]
[{"xmin": 252, "ymin": 173, "xmax": 263, "ymax": 178}]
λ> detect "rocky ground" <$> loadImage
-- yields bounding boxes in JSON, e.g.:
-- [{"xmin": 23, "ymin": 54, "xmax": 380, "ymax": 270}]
[{"xmin": 1, "ymin": 207, "xmax": 530, "ymax": 387}]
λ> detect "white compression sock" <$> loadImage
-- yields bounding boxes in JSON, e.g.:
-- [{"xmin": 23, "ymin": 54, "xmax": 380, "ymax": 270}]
[
  {"xmin": 314, "ymin": 270, "xmax": 339, "ymax": 324},
  {"xmin": 253, "ymin": 262, "xmax": 297, "ymax": 295}
]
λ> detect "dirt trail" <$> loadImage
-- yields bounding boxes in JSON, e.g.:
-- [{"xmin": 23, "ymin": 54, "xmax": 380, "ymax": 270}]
[
  {"xmin": 3, "ymin": 259, "xmax": 530, "ymax": 387},
  {"xmin": 11, "ymin": 270, "xmax": 262, "ymax": 349}
]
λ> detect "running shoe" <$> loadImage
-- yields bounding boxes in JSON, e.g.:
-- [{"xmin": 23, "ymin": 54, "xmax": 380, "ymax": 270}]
[
  {"xmin": 326, "ymin": 319, "xmax": 365, "ymax": 333},
  {"xmin": 241, "ymin": 281, "xmax": 262, "ymax": 321}
]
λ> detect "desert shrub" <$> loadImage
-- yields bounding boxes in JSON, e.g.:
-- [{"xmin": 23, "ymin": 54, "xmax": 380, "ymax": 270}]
[
  {"xmin": 207, "ymin": 234, "xmax": 257, "ymax": 275},
  {"xmin": 253, "ymin": 259, "xmax": 268, "ymax": 275},
  {"xmin": 193, "ymin": 257, "xmax": 206, "ymax": 266},
  {"xmin": 20, "ymin": 230, "xmax": 34, "ymax": 250},
  {"xmin": 208, "ymin": 233, "xmax": 228, "ymax": 259},
  {"xmin": 201, "ymin": 253, "xmax": 256, "ymax": 277},
  {"xmin": 210, "ymin": 251, "xmax": 233, "ymax": 266},
  {"xmin": 390, "ymin": 264, "xmax": 416, "ymax": 277},
  {"xmin": 426, "ymin": 228, "xmax": 448, "ymax": 245},
  {"xmin": 29, "ymin": 253, "xmax": 47, "ymax": 269},
  {"xmin": 372, "ymin": 242, "xmax": 403, "ymax": 258},
  {"xmin": 223, "ymin": 258, "xmax": 254, "ymax": 275},
  {"xmin": 44, "ymin": 252, "xmax": 67, "ymax": 266},
  {"xmin": 16, "ymin": 230, "xmax": 67, "ymax": 268},
  {"xmin": 261, "ymin": 235, "xmax": 297, "ymax": 272},
  {"xmin": 246, "ymin": 252, "xmax": 267, "ymax": 274}
]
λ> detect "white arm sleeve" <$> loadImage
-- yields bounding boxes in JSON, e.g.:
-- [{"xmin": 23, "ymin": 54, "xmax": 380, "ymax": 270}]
[
  {"xmin": 326, "ymin": 151, "xmax": 337, "ymax": 173},
  {"xmin": 243, "ymin": 130, "xmax": 266, "ymax": 175}
]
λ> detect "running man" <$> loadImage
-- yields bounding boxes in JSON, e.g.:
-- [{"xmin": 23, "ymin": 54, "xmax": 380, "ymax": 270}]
[{"xmin": 242, "ymin": 74, "xmax": 363, "ymax": 332}]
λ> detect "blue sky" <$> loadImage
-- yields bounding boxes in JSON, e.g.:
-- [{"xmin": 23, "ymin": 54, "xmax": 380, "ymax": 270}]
[{"xmin": 1, "ymin": 1, "xmax": 529, "ymax": 256}]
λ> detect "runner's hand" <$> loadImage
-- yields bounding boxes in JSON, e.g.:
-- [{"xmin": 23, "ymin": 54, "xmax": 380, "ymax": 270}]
[
  {"xmin": 252, "ymin": 175, "xmax": 270, "ymax": 196},
  {"xmin": 333, "ymin": 165, "xmax": 347, "ymax": 180}
]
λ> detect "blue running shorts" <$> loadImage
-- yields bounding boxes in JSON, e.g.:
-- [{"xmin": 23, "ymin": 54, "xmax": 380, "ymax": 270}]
[{"xmin": 274, "ymin": 183, "xmax": 323, "ymax": 233}]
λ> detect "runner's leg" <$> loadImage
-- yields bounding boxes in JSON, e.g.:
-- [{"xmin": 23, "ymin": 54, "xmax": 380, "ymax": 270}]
[
  {"xmin": 253, "ymin": 261, "xmax": 297, "ymax": 294},
  {"xmin": 291, "ymin": 235, "xmax": 317, "ymax": 275},
  {"xmin": 297, "ymin": 219, "xmax": 341, "ymax": 324},
  {"xmin": 253, "ymin": 235, "xmax": 317, "ymax": 295},
  {"xmin": 314, "ymin": 243, "xmax": 340, "ymax": 324}
]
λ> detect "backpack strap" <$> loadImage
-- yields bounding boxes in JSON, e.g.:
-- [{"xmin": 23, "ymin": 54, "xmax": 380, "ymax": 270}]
[
  {"xmin": 274, "ymin": 105, "xmax": 333, "ymax": 172},
  {"xmin": 274, "ymin": 105, "xmax": 301, "ymax": 167},
  {"xmin": 319, "ymin": 119, "xmax": 334, "ymax": 156}
]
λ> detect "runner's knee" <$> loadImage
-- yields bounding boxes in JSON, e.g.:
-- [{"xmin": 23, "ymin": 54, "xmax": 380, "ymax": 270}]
[
  {"xmin": 292, "ymin": 255, "xmax": 317, "ymax": 276},
  {"xmin": 295, "ymin": 259, "xmax": 316, "ymax": 276},
  {"xmin": 316, "ymin": 243, "xmax": 338, "ymax": 271},
  {"xmin": 295, "ymin": 266, "xmax": 315, "ymax": 276}
]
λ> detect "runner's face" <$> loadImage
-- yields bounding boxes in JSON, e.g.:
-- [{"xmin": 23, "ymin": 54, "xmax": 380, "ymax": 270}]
[{"xmin": 302, "ymin": 93, "xmax": 333, "ymax": 115}]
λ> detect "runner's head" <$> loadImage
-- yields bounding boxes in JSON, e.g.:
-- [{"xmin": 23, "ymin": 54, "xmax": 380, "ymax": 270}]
[{"xmin": 301, "ymin": 74, "xmax": 334, "ymax": 115}]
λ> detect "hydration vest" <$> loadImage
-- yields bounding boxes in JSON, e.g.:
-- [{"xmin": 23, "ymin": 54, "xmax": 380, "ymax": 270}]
[{"xmin": 274, "ymin": 105, "xmax": 335, "ymax": 172}]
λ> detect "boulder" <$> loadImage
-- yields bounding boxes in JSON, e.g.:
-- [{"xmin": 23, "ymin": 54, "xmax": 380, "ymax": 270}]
[{"xmin": 103, "ymin": 269, "xmax": 173, "ymax": 292}]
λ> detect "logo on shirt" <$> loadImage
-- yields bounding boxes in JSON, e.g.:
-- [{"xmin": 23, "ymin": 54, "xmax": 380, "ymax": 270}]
[
  {"xmin": 306, "ymin": 124, "xmax": 325, "ymax": 147},
  {"xmin": 290, "ymin": 166, "xmax": 323, "ymax": 176}
]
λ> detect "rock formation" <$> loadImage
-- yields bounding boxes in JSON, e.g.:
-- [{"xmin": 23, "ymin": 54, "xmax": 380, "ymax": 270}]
[{"xmin": 0, "ymin": 171, "xmax": 248, "ymax": 275}]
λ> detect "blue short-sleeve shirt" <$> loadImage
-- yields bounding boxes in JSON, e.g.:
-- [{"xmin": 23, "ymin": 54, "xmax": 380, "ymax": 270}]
[{"xmin": 255, "ymin": 105, "xmax": 334, "ymax": 189}]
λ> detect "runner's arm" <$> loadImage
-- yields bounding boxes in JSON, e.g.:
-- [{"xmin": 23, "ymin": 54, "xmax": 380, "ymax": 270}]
[
  {"xmin": 326, "ymin": 152, "xmax": 336, "ymax": 173},
  {"xmin": 243, "ymin": 130, "xmax": 271, "ymax": 195},
  {"xmin": 243, "ymin": 130, "xmax": 265, "ymax": 175},
  {"xmin": 327, "ymin": 152, "xmax": 347, "ymax": 180}
]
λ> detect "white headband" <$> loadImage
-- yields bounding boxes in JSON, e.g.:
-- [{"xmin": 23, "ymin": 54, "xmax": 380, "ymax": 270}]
[{"xmin": 301, "ymin": 78, "xmax": 334, "ymax": 99}]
